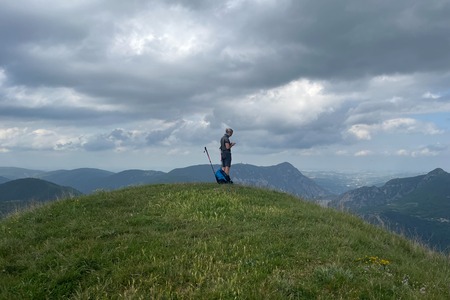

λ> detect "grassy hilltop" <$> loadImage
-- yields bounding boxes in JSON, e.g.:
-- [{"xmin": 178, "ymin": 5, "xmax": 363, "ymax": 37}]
[{"xmin": 1, "ymin": 183, "xmax": 450, "ymax": 299}]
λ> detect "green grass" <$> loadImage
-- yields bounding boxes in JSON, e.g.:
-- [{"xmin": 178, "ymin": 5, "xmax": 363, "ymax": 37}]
[{"xmin": 1, "ymin": 183, "xmax": 450, "ymax": 299}]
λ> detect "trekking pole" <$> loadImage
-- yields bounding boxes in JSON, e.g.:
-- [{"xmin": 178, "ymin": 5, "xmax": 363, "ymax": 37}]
[{"xmin": 204, "ymin": 147, "xmax": 216, "ymax": 176}]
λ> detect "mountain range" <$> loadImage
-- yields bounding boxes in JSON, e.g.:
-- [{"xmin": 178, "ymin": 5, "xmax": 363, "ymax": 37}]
[{"xmin": 0, "ymin": 163, "xmax": 329, "ymax": 197}]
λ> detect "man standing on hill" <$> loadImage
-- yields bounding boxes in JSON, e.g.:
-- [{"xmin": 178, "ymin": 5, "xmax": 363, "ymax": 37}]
[{"xmin": 220, "ymin": 128, "xmax": 236, "ymax": 179}]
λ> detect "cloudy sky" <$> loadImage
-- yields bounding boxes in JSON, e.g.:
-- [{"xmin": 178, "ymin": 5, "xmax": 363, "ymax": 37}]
[{"xmin": 1, "ymin": 0, "xmax": 449, "ymax": 173}]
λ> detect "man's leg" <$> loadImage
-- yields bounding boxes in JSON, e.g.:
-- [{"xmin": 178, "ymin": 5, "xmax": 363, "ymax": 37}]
[
  {"xmin": 223, "ymin": 152, "xmax": 231, "ymax": 175},
  {"xmin": 223, "ymin": 166, "xmax": 230, "ymax": 175}
]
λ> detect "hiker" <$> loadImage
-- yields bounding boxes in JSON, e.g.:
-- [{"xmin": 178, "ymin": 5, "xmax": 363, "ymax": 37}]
[{"xmin": 220, "ymin": 128, "xmax": 236, "ymax": 177}]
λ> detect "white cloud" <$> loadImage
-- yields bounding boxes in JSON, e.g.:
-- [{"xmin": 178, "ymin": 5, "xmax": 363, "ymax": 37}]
[
  {"xmin": 422, "ymin": 92, "xmax": 441, "ymax": 99},
  {"xmin": 396, "ymin": 149, "xmax": 409, "ymax": 156},
  {"xmin": 0, "ymin": 127, "xmax": 59, "ymax": 151},
  {"xmin": 221, "ymin": 79, "xmax": 339, "ymax": 130},
  {"xmin": 336, "ymin": 150, "xmax": 350, "ymax": 156},
  {"xmin": 412, "ymin": 148, "xmax": 439, "ymax": 157},
  {"xmin": 3, "ymin": 84, "xmax": 120, "ymax": 112},
  {"xmin": 354, "ymin": 150, "xmax": 373, "ymax": 157},
  {"xmin": 29, "ymin": 129, "xmax": 61, "ymax": 150},
  {"xmin": 395, "ymin": 143, "xmax": 447, "ymax": 157},
  {"xmin": 0, "ymin": 127, "xmax": 24, "ymax": 141},
  {"xmin": 348, "ymin": 124, "xmax": 372, "ymax": 140},
  {"xmin": 110, "ymin": 5, "xmax": 213, "ymax": 61},
  {"xmin": 381, "ymin": 118, "xmax": 443, "ymax": 135},
  {"xmin": 0, "ymin": 68, "xmax": 6, "ymax": 86},
  {"xmin": 348, "ymin": 118, "xmax": 443, "ymax": 140}
]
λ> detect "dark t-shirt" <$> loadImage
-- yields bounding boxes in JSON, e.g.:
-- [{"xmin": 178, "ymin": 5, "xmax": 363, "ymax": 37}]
[{"xmin": 220, "ymin": 134, "xmax": 231, "ymax": 153}]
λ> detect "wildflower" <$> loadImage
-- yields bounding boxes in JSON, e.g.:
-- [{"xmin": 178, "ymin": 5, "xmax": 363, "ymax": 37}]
[{"xmin": 356, "ymin": 256, "xmax": 390, "ymax": 267}]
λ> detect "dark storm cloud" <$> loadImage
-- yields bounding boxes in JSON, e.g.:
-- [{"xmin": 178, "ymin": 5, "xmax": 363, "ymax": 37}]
[
  {"xmin": 2, "ymin": 0, "xmax": 450, "ymax": 115},
  {"xmin": 0, "ymin": 105, "xmax": 114, "ymax": 123}
]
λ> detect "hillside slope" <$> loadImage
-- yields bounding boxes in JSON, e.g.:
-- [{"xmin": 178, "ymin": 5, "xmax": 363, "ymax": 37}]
[
  {"xmin": 0, "ymin": 176, "xmax": 9, "ymax": 184},
  {"xmin": 1, "ymin": 184, "xmax": 450, "ymax": 299},
  {"xmin": 329, "ymin": 168, "xmax": 450, "ymax": 252},
  {"xmin": 0, "ymin": 178, "xmax": 82, "ymax": 217}
]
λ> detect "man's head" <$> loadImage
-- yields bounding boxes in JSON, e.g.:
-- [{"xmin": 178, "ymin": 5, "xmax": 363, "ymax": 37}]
[{"xmin": 225, "ymin": 128, "xmax": 233, "ymax": 136}]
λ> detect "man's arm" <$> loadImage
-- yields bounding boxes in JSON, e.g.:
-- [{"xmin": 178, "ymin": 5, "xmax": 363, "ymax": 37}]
[{"xmin": 225, "ymin": 140, "xmax": 236, "ymax": 150}]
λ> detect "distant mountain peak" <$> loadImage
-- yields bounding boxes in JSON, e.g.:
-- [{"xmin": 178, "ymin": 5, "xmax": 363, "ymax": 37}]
[
  {"xmin": 276, "ymin": 162, "xmax": 295, "ymax": 168},
  {"xmin": 422, "ymin": 168, "xmax": 448, "ymax": 182},
  {"xmin": 330, "ymin": 167, "xmax": 450, "ymax": 210},
  {"xmin": 427, "ymin": 168, "xmax": 447, "ymax": 176},
  {"xmin": 273, "ymin": 162, "xmax": 304, "ymax": 175},
  {"xmin": 232, "ymin": 162, "xmax": 327, "ymax": 199}
]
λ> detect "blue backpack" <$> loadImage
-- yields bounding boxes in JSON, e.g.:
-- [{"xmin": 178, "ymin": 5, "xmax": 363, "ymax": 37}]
[
  {"xmin": 215, "ymin": 169, "xmax": 233, "ymax": 184},
  {"xmin": 204, "ymin": 147, "xmax": 233, "ymax": 184}
]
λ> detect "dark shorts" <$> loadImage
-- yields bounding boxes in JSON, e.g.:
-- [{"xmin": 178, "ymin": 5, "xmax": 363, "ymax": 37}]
[{"xmin": 221, "ymin": 151, "xmax": 232, "ymax": 167}]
